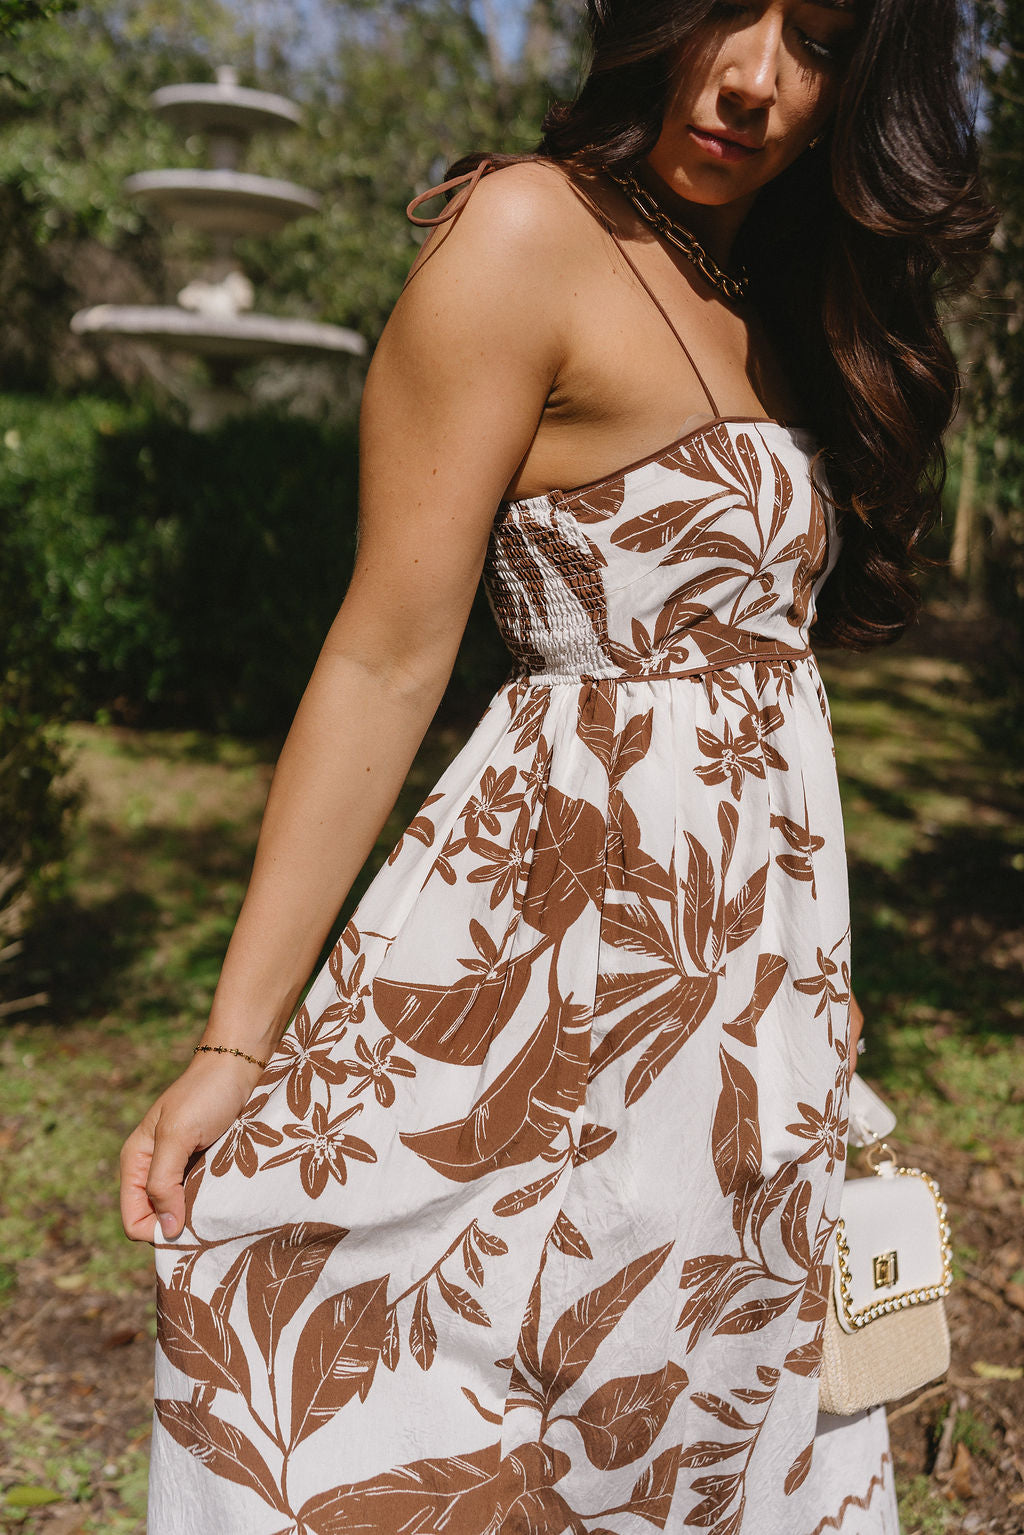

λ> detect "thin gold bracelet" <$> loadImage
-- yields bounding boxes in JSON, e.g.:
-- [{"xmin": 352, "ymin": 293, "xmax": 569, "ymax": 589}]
[{"xmin": 193, "ymin": 1044, "xmax": 269, "ymax": 1070}]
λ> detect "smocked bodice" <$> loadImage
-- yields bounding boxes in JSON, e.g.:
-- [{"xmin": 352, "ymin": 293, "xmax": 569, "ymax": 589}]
[{"xmin": 484, "ymin": 416, "xmax": 837, "ymax": 685}]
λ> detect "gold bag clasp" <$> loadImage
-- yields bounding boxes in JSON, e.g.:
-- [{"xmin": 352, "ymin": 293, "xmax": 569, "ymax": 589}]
[{"xmin": 872, "ymin": 1250, "xmax": 899, "ymax": 1288}]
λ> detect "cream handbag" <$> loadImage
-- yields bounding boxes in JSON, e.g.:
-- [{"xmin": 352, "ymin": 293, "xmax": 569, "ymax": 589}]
[{"xmin": 818, "ymin": 1075, "xmax": 954, "ymax": 1416}]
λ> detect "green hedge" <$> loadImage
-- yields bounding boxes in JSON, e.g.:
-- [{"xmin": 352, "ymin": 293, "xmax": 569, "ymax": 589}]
[
  {"xmin": 0, "ymin": 456, "xmax": 75, "ymax": 1006},
  {"xmin": 0, "ymin": 393, "xmax": 510, "ymax": 735}
]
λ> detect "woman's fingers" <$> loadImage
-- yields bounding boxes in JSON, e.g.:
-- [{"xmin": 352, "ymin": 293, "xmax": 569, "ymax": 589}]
[
  {"xmin": 119, "ymin": 1124, "xmax": 162, "ymax": 1243},
  {"xmin": 145, "ymin": 1111, "xmax": 193, "ymax": 1242},
  {"xmin": 119, "ymin": 1110, "xmax": 191, "ymax": 1243}
]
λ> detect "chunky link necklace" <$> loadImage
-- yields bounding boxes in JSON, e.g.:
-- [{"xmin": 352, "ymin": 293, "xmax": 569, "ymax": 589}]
[{"xmin": 607, "ymin": 169, "xmax": 750, "ymax": 304}]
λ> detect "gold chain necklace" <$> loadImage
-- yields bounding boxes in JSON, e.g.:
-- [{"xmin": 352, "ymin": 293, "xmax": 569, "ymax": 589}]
[{"xmin": 607, "ymin": 169, "xmax": 750, "ymax": 304}]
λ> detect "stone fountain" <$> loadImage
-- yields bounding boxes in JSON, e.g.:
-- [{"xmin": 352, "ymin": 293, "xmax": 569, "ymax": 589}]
[{"xmin": 72, "ymin": 66, "xmax": 365, "ymax": 424}]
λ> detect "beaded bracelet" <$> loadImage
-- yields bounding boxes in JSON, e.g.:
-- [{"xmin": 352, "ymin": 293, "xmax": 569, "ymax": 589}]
[{"xmin": 193, "ymin": 1044, "xmax": 269, "ymax": 1069}]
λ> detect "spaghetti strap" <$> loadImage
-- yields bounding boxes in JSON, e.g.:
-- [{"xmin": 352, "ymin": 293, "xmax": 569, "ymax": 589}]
[
  {"xmin": 562, "ymin": 176, "xmax": 721, "ymax": 418},
  {"xmin": 406, "ymin": 159, "xmax": 494, "ymax": 227}
]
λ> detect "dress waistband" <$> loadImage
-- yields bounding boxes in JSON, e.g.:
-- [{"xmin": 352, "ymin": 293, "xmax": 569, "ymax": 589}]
[{"xmin": 513, "ymin": 648, "xmax": 813, "ymax": 688}]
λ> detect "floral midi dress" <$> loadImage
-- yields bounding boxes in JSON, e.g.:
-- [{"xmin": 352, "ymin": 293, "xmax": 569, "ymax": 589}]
[{"xmin": 148, "ymin": 171, "xmax": 901, "ymax": 1535}]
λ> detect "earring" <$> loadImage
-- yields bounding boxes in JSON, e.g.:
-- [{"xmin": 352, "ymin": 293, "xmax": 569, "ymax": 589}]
[{"xmin": 808, "ymin": 132, "xmax": 824, "ymax": 150}]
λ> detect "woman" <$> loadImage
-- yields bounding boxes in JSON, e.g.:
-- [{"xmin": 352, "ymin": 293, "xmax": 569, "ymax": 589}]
[{"xmin": 122, "ymin": 2, "xmax": 992, "ymax": 1530}]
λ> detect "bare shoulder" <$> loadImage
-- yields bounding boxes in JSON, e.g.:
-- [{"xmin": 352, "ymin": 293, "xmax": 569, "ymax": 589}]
[{"xmin": 402, "ymin": 159, "xmax": 603, "ymax": 301}]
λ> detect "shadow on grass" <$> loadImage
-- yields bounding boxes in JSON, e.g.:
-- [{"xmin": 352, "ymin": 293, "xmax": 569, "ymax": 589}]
[{"xmin": 849, "ymin": 817, "xmax": 1023, "ymax": 1071}]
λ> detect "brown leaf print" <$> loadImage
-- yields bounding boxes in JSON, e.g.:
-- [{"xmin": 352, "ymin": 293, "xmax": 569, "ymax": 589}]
[
  {"xmin": 711, "ymin": 1048, "xmax": 762, "ymax": 1199},
  {"xmin": 715, "ymin": 1290, "xmax": 799, "ymax": 1335},
  {"xmin": 550, "ymin": 1209, "xmax": 593, "ymax": 1260},
  {"xmin": 245, "ymin": 1223, "xmax": 348, "ymax": 1367},
  {"xmin": 575, "ymin": 1122, "xmax": 617, "ymax": 1164},
  {"xmin": 780, "ymin": 1179, "xmax": 813, "ymax": 1270},
  {"xmin": 154, "ymin": 1399, "xmax": 285, "ymax": 1512},
  {"xmin": 626, "ymin": 1443, "xmax": 683, "ymax": 1528},
  {"xmin": 690, "ymin": 1391, "xmax": 757, "ymax": 1431},
  {"xmin": 723, "ymin": 863, "xmax": 768, "ymax": 954},
  {"xmin": 373, "ymin": 945, "xmax": 535, "ymax": 1067},
  {"xmin": 509, "ymin": 684, "xmax": 551, "ymax": 752},
  {"xmin": 387, "ymin": 792, "xmax": 443, "ymax": 866},
  {"xmin": 623, "ymin": 977, "xmax": 718, "ymax": 1105},
  {"xmin": 679, "ymin": 1439, "xmax": 751, "ymax": 1470},
  {"xmin": 675, "ymin": 1260, "xmax": 763, "ymax": 1355},
  {"xmin": 521, "ymin": 787, "xmax": 607, "ymax": 936},
  {"xmin": 157, "ymin": 1281, "xmax": 251, "ymax": 1398},
  {"xmin": 436, "ymin": 1272, "xmax": 490, "ymax": 1327},
  {"xmin": 722, "ymin": 953, "xmax": 788, "ymax": 1046},
  {"xmin": 603, "ymin": 896, "xmax": 676, "ymax": 965},
  {"xmin": 784, "ymin": 1440, "xmax": 814, "ymax": 1496},
  {"xmin": 539, "ymin": 1242, "xmax": 675, "ymax": 1407},
  {"xmin": 571, "ymin": 476, "xmax": 626, "ymax": 523},
  {"xmin": 784, "ymin": 1339, "xmax": 823, "ymax": 1377},
  {"xmin": 591, "ymin": 967, "xmax": 716, "ymax": 1092},
  {"xmin": 574, "ymin": 1362, "xmax": 688, "ymax": 1471},
  {"xmin": 610, "ymin": 494, "xmax": 720, "ymax": 554},
  {"xmin": 410, "ymin": 1282, "xmax": 438, "ymax": 1370},
  {"xmin": 290, "ymin": 1275, "xmax": 390, "ymax": 1447},
  {"xmin": 686, "ymin": 1472, "xmax": 745, "ymax": 1528},
  {"xmin": 606, "ymin": 791, "xmax": 676, "ymax": 902},
  {"xmin": 576, "ymin": 679, "xmax": 617, "ymax": 769},
  {"xmin": 296, "ymin": 1442, "xmax": 502, "ymax": 1535},
  {"xmin": 401, "ymin": 972, "xmax": 589, "ymax": 1182},
  {"xmin": 682, "ymin": 831, "xmax": 717, "ymax": 971},
  {"xmin": 492, "ymin": 1165, "xmax": 566, "ymax": 1217},
  {"xmin": 380, "ymin": 1309, "xmax": 401, "ymax": 1372},
  {"xmin": 609, "ymin": 708, "xmax": 654, "ymax": 786}
]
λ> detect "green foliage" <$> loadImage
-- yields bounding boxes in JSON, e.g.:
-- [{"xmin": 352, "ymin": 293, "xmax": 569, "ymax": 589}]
[
  {"xmin": 0, "ymin": 0, "xmax": 76, "ymax": 39},
  {"xmin": 0, "ymin": 423, "xmax": 75, "ymax": 1004},
  {"xmin": 963, "ymin": 1, "xmax": 1024, "ymax": 717},
  {"xmin": 0, "ymin": 392, "xmax": 510, "ymax": 733}
]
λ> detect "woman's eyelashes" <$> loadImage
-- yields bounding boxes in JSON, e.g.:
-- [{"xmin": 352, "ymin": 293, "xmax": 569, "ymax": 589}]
[
  {"xmin": 706, "ymin": 2, "xmax": 854, "ymax": 66},
  {"xmin": 796, "ymin": 27, "xmax": 840, "ymax": 63}
]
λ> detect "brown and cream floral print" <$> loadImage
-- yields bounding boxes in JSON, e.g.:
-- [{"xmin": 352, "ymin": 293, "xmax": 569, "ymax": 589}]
[{"xmin": 149, "ymin": 418, "xmax": 899, "ymax": 1534}]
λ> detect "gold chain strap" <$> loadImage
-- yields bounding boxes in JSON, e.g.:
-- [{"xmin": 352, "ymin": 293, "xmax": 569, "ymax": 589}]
[{"xmin": 606, "ymin": 170, "xmax": 750, "ymax": 304}]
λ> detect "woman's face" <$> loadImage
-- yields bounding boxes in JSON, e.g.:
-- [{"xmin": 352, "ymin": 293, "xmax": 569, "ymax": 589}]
[{"xmin": 648, "ymin": 1, "xmax": 858, "ymax": 208}]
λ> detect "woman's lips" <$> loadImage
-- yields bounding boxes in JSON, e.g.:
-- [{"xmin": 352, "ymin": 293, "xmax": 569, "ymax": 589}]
[{"xmin": 688, "ymin": 125, "xmax": 761, "ymax": 162}]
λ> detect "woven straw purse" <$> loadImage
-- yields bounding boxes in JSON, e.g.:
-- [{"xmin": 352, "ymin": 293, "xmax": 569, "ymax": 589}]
[{"xmin": 818, "ymin": 1076, "xmax": 954, "ymax": 1416}]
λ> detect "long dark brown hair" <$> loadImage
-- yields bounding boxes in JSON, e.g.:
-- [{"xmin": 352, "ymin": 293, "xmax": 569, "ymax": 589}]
[{"xmin": 452, "ymin": 0, "xmax": 995, "ymax": 649}]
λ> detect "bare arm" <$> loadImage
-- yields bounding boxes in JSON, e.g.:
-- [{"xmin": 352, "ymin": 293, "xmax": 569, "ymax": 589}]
[{"xmin": 120, "ymin": 167, "xmax": 573, "ymax": 1241}]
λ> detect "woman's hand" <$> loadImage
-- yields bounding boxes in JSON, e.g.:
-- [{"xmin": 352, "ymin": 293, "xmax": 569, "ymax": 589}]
[
  {"xmin": 847, "ymin": 990, "xmax": 865, "ymax": 1084},
  {"xmin": 119, "ymin": 1052, "xmax": 265, "ymax": 1243}
]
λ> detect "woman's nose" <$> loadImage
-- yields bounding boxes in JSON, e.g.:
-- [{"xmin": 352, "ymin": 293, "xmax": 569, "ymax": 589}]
[{"xmin": 720, "ymin": 12, "xmax": 781, "ymax": 111}]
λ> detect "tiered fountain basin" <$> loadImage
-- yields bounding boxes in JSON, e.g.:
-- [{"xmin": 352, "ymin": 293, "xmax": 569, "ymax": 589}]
[
  {"xmin": 72, "ymin": 304, "xmax": 363, "ymax": 360},
  {"xmin": 122, "ymin": 170, "xmax": 319, "ymax": 237}
]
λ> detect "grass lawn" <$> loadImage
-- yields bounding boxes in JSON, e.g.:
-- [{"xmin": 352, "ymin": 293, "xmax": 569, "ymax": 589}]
[{"xmin": 0, "ymin": 620, "xmax": 1021, "ymax": 1532}]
